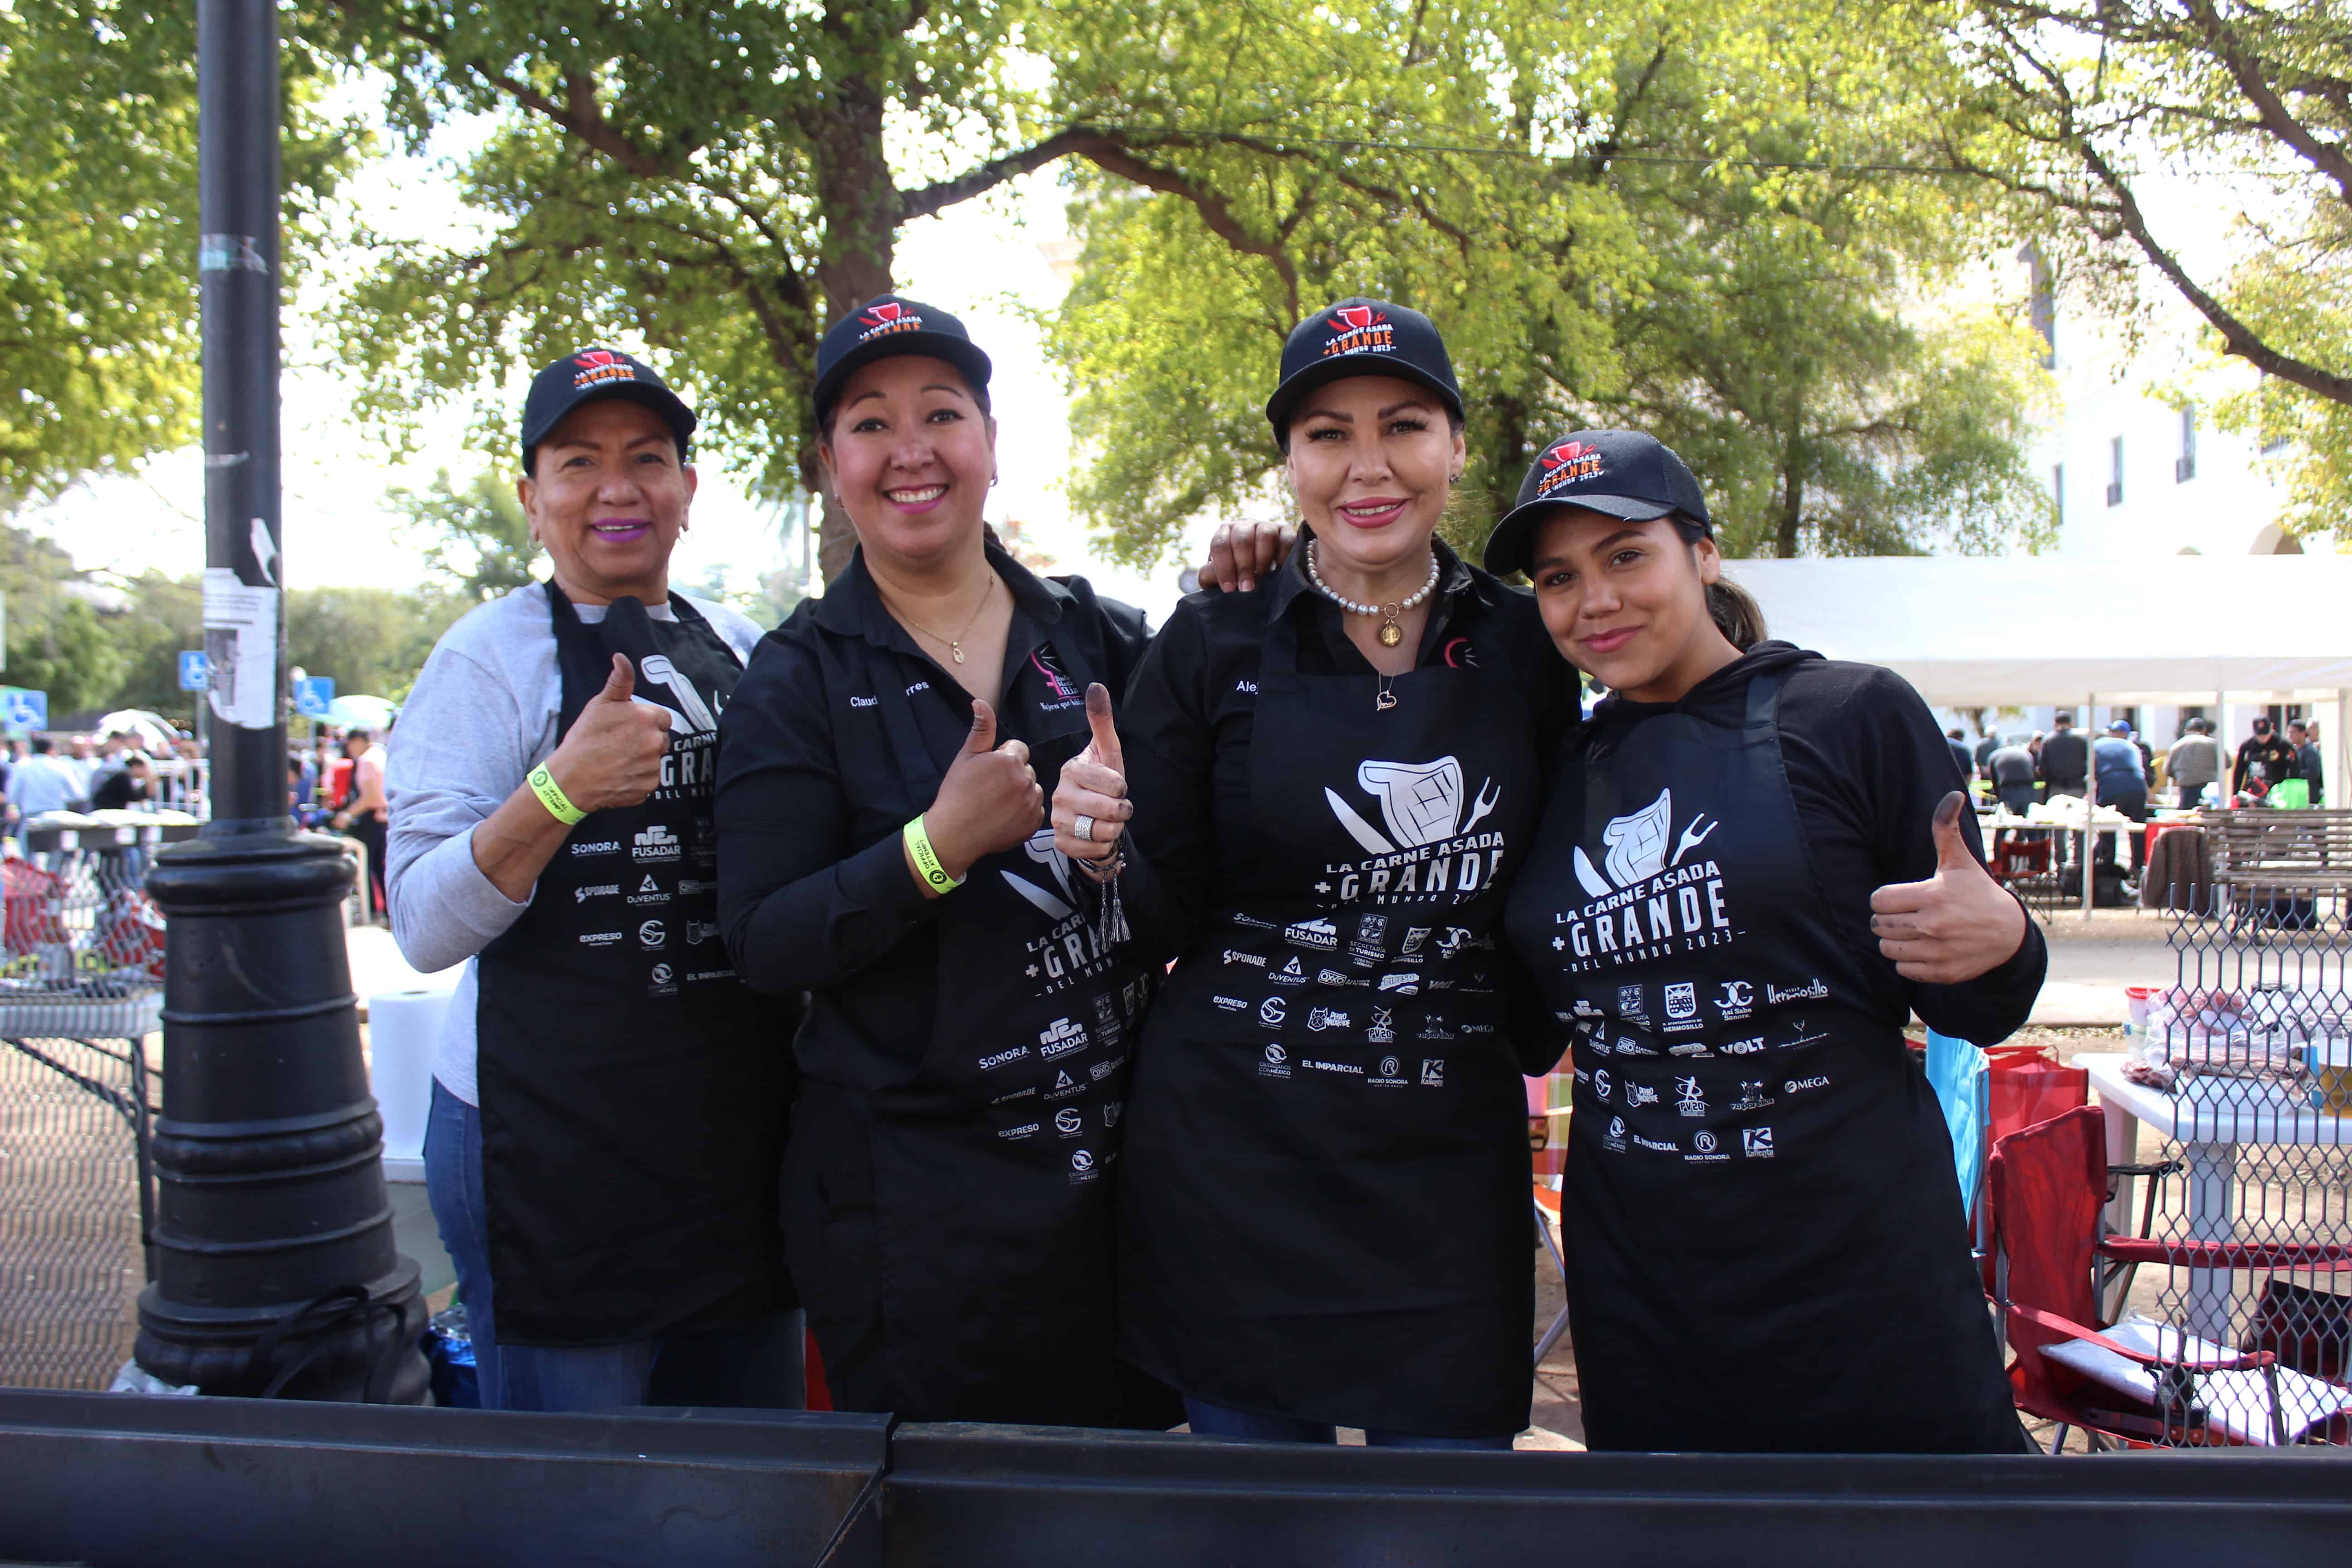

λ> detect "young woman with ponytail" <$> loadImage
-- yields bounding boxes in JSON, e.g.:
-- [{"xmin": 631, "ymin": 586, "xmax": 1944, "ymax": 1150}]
[{"xmin": 1488, "ymin": 428, "xmax": 2044, "ymax": 1452}]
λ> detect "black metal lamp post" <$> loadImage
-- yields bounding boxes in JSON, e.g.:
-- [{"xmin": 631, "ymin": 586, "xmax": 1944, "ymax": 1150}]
[{"xmin": 135, "ymin": 0, "xmax": 427, "ymax": 1401}]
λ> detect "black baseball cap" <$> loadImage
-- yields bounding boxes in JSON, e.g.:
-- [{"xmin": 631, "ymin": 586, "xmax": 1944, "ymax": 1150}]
[
  {"xmin": 519, "ymin": 348, "xmax": 696, "ymax": 475},
  {"xmin": 1482, "ymin": 429, "xmax": 1711, "ymax": 577},
  {"xmin": 812, "ymin": 294, "xmax": 993, "ymax": 431},
  {"xmin": 1264, "ymin": 297, "xmax": 1463, "ymax": 447}
]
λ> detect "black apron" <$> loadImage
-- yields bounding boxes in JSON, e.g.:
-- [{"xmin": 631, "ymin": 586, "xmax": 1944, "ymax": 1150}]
[
  {"xmin": 1120, "ymin": 607, "xmax": 1538, "ymax": 1439},
  {"xmin": 476, "ymin": 588, "xmax": 791, "ymax": 1346},
  {"xmin": 1506, "ymin": 674, "xmax": 2020, "ymax": 1452},
  {"xmin": 786, "ymin": 606, "xmax": 1162, "ymax": 1426}
]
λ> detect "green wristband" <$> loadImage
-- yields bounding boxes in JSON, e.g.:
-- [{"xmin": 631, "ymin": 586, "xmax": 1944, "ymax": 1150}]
[
  {"xmin": 904, "ymin": 814, "xmax": 962, "ymax": 892},
  {"xmin": 527, "ymin": 763, "xmax": 587, "ymax": 826}
]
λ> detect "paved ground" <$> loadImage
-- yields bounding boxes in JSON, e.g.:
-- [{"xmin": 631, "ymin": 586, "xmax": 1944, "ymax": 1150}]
[{"xmin": 2029, "ymin": 907, "xmax": 2179, "ymax": 1026}]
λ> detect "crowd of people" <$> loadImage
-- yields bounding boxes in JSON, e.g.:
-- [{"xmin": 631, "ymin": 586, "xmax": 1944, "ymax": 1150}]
[
  {"xmin": 382, "ymin": 304, "xmax": 2043, "ymax": 1453},
  {"xmin": 0, "ymin": 729, "xmax": 207, "ymax": 839}
]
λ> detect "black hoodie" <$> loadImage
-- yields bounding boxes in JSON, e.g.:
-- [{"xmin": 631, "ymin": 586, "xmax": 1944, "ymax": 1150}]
[{"xmin": 1584, "ymin": 641, "xmax": 2045, "ymax": 1046}]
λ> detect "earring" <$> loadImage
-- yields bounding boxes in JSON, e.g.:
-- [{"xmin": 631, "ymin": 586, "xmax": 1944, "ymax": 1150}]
[{"xmin": 990, "ymin": 475, "xmax": 1000, "ymax": 488}]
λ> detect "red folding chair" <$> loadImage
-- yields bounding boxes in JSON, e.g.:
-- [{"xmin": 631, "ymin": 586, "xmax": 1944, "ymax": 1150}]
[{"xmin": 1987, "ymin": 1106, "xmax": 2352, "ymax": 1450}]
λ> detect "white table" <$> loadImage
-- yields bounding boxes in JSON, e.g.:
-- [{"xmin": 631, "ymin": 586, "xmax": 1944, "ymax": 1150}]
[{"xmin": 2079, "ymin": 1052, "xmax": 2352, "ymax": 1341}]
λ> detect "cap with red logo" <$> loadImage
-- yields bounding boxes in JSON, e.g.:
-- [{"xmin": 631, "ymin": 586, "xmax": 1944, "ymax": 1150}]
[
  {"xmin": 1264, "ymin": 297, "xmax": 1462, "ymax": 448},
  {"xmin": 812, "ymin": 294, "xmax": 993, "ymax": 431},
  {"xmin": 1482, "ymin": 429, "xmax": 1712, "ymax": 577},
  {"xmin": 519, "ymin": 348, "xmax": 697, "ymax": 475}
]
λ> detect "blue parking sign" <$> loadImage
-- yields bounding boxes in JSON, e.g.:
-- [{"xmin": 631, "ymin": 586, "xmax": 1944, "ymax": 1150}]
[
  {"xmin": 178, "ymin": 650, "xmax": 211, "ymax": 691},
  {"xmin": 294, "ymin": 676, "xmax": 335, "ymax": 718},
  {"xmin": 0, "ymin": 687, "xmax": 48, "ymax": 732}
]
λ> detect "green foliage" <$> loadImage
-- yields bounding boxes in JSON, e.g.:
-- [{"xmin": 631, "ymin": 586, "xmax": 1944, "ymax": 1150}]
[
  {"xmin": 0, "ymin": 526, "xmax": 126, "ymax": 711},
  {"xmin": 284, "ymin": 584, "xmax": 467, "ymax": 702},
  {"xmin": 1938, "ymin": 0, "xmax": 2352, "ymax": 540},
  {"xmin": 1040, "ymin": 0, "xmax": 2054, "ymax": 565},
  {"xmin": 107, "ymin": 569, "xmax": 205, "ymax": 719},
  {"xmin": 392, "ymin": 466, "xmax": 543, "ymax": 601},
  {"xmin": 0, "ymin": 1, "xmax": 359, "ymax": 505},
  {"xmin": 315, "ymin": 0, "xmax": 1043, "ymax": 568}
]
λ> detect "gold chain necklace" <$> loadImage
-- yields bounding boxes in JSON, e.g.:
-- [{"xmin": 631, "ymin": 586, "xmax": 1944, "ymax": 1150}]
[{"xmin": 884, "ymin": 573, "xmax": 996, "ymax": 665}]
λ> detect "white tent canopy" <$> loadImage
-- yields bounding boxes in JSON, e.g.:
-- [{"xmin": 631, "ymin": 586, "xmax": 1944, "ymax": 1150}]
[{"xmin": 1720, "ymin": 555, "xmax": 2352, "ymax": 706}]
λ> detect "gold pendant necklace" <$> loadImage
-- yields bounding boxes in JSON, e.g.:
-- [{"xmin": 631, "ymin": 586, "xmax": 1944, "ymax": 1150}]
[
  {"xmin": 887, "ymin": 574, "xmax": 995, "ymax": 664},
  {"xmin": 1304, "ymin": 539, "xmax": 1439, "ymax": 653}
]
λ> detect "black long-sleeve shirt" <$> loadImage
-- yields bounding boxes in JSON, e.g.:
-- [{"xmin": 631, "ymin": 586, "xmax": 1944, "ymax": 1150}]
[
  {"xmin": 714, "ymin": 542, "xmax": 1151, "ymax": 1093},
  {"xmin": 1581, "ymin": 642, "xmax": 2045, "ymax": 1045},
  {"xmin": 2036, "ymin": 728, "xmax": 2088, "ymax": 792},
  {"xmin": 2233, "ymin": 733, "xmax": 2301, "ymax": 795}
]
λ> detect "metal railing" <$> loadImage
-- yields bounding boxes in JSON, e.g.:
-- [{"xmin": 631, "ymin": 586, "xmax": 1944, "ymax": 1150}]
[{"xmin": 0, "ymin": 818, "xmax": 188, "ymax": 1390}]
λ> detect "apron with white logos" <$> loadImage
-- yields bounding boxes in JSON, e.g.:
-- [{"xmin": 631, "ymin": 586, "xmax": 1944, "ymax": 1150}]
[
  {"xmin": 1119, "ymin": 606, "xmax": 1538, "ymax": 1438},
  {"xmin": 475, "ymin": 588, "xmax": 791, "ymax": 1346},
  {"xmin": 1505, "ymin": 672, "xmax": 2022, "ymax": 1452}
]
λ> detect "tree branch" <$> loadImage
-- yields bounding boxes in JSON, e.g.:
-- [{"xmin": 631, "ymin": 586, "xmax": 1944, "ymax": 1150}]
[
  {"xmin": 895, "ymin": 126, "xmax": 1120, "ymax": 223},
  {"xmin": 2078, "ymin": 139, "xmax": 2352, "ymax": 402},
  {"xmin": 2180, "ymin": 0, "xmax": 2352, "ymax": 204}
]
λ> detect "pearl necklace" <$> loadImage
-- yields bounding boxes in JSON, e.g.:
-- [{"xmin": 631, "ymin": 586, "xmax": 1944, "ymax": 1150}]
[{"xmin": 1304, "ymin": 539, "xmax": 1440, "ymax": 649}]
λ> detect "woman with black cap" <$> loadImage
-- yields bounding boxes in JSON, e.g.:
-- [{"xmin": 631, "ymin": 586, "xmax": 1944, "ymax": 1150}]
[
  {"xmin": 714, "ymin": 295, "xmax": 1166, "ymax": 1427},
  {"xmin": 1486, "ymin": 428, "xmax": 2045, "ymax": 1452},
  {"xmin": 1061, "ymin": 299, "xmax": 1575, "ymax": 1447}
]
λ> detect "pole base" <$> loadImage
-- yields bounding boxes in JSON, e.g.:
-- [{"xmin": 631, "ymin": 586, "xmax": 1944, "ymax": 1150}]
[{"xmin": 141, "ymin": 820, "xmax": 429, "ymax": 1403}]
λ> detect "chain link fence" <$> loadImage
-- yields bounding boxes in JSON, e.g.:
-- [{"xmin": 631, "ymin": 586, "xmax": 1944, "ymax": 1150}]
[
  {"xmin": 2107, "ymin": 809, "xmax": 2352, "ymax": 1446},
  {"xmin": 0, "ymin": 818, "xmax": 186, "ymax": 1390}
]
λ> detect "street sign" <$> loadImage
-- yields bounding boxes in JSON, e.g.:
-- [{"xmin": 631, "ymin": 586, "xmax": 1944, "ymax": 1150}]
[
  {"xmin": 178, "ymin": 650, "xmax": 211, "ymax": 691},
  {"xmin": 294, "ymin": 676, "xmax": 335, "ymax": 719},
  {"xmin": 0, "ymin": 687, "xmax": 48, "ymax": 733}
]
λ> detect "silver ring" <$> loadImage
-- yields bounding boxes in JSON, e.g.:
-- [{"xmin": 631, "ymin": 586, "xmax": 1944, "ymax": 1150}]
[{"xmin": 1073, "ymin": 813, "xmax": 1096, "ymax": 843}]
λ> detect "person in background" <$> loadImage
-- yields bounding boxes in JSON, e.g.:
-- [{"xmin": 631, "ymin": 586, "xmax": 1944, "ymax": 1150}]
[
  {"xmin": 61, "ymin": 736, "xmax": 98, "ymax": 803},
  {"xmin": 1944, "ymin": 728, "xmax": 1974, "ymax": 789},
  {"xmin": 1973, "ymin": 730, "xmax": 1999, "ymax": 781},
  {"xmin": 92, "ymin": 753, "xmax": 153, "ymax": 812},
  {"xmin": 332, "ymin": 730, "xmax": 390, "ymax": 917},
  {"xmin": 2288, "ymin": 720, "xmax": 2325, "ymax": 805},
  {"xmin": 1987, "ymin": 736, "xmax": 2038, "ymax": 817},
  {"xmin": 2037, "ymin": 711, "xmax": 2088, "ymax": 800},
  {"xmin": 2092, "ymin": 719, "xmax": 2149, "ymax": 869},
  {"xmin": 7, "ymin": 737, "xmax": 83, "ymax": 835},
  {"xmin": 2165, "ymin": 718, "xmax": 2222, "ymax": 811},
  {"xmin": 2232, "ymin": 715, "xmax": 2300, "ymax": 799}
]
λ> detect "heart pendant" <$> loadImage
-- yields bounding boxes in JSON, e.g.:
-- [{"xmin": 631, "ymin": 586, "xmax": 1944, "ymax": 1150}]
[{"xmin": 1375, "ymin": 688, "xmax": 1398, "ymax": 713}]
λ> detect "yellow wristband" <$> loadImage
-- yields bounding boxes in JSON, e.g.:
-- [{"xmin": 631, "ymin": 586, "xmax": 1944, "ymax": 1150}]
[
  {"xmin": 904, "ymin": 815, "xmax": 962, "ymax": 892},
  {"xmin": 527, "ymin": 764, "xmax": 587, "ymax": 826}
]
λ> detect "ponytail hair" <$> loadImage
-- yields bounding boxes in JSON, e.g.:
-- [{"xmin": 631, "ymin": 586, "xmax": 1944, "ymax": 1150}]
[{"xmin": 1670, "ymin": 515, "xmax": 1767, "ymax": 651}]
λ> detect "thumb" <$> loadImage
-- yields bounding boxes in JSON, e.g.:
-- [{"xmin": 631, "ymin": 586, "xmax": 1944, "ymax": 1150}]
[
  {"xmin": 1930, "ymin": 790, "xmax": 1975, "ymax": 872},
  {"xmin": 1084, "ymin": 682, "xmax": 1123, "ymax": 770},
  {"xmin": 965, "ymin": 698, "xmax": 997, "ymax": 754},
  {"xmin": 597, "ymin": 653, "xmax": 635, "ymax": 703}
]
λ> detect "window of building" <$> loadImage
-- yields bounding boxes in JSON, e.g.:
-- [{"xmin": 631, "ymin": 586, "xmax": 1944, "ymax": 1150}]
[
  {"xmin": 2051, "ymin": 462, "xmax": 2064, "ymax": 529},
  {"xmin": 2176, "ymin": 406, "xmax": 2196, "ymax": 482},
  {"xmin": 2106, "ymin": 436, "xmax": 2124, "ymax": 507}
]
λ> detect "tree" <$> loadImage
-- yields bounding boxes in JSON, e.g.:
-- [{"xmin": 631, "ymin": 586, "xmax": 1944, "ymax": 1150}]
[
  {"xmin": 1041, "ymin": 0, "xmax": 2053, "ymax": 564},
  {"xmin": 0, "ymin": 524, "xmax": 128, "ymax": 712},
  {"xmin": 391, "ymin": 466, "xmax": 542, "ymax": 601},
  {"xmin": 111, "ymin": 570, "xmax": 207, "ymax": 720},
  {"xmin": 0, "ymin": 1, "xmax": 355, "ymax": 505},
  {"xmin": 283, "ymin": 584, "xmax": 465, "ymax": 702},
  {"xmin": 314, "ymin": 0, "xmax": 1147, "ymax": 578},
  {"xmin": 1938, "ymin": 0, "xmax": 2352, "ymax": 537}
]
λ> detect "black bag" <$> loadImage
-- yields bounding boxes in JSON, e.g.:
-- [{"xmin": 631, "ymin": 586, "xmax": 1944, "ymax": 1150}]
[
  {"xmin": 2240, "ymin": 1279, "xmax": 2352, "ymax": 1381},
  {"xmin": 2058, "ymin": 864, "xmax": 2132, "ymax": 908}
]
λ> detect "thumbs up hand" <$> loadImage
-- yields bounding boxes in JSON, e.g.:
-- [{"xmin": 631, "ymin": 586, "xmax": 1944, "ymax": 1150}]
[
  {"xmin": 544, "ymin": 653, "xmax": 676, "ymax": 813},
  {"xmin": 1868, "ymin": 790, "xmax": 2029, "ymax": 984},
  {"xmin": 921, "ymin": 699, "xmax": 1044, "ymax": 888},
  {"xmin": 1053, "ymin": 683, "xmax": 1132, "ymax": 865}
]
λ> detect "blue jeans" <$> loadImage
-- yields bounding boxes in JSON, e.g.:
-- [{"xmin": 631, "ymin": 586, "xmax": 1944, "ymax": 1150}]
[
  {"xmin": 424, "ymin": 1079, "xmax": 804, "ymax": 1412},
  {"xmin": 1184, "ymin": 1396, "xmax": 1515, "ymax": 1450}
]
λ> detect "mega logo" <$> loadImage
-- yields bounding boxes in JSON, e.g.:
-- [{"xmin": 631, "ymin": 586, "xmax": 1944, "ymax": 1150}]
[
  {"xmin": 571, "ymin": 349, "xmax": 639, "ymax": 389},
  {"xmin": 1533, "ymin": 437, "xmax": 1605, "ymax": 498},
  {"xmin": 856, "ymin": 300, "xmax": 926, "ymax": 342},
  {"xmin": 1322, "ymin": 304, "xmax": 1396, "ymax": 358}
]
